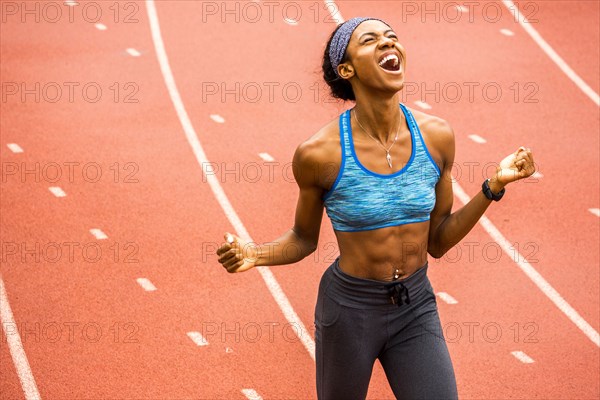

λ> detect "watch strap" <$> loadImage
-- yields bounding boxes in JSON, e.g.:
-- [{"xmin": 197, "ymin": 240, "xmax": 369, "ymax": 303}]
[{"xmin": 482, "ymin": 179, "xmax": 505, "ymax": 201}]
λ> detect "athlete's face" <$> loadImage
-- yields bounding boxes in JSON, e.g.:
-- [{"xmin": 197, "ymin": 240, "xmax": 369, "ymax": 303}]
[{"xmin": 339, "ymin": 20, "xmax": 407, "ymax": 93}]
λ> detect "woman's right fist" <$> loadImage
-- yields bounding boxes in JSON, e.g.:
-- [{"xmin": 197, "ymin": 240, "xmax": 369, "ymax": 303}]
[{"xmin": 216, "ymin": 233, "xmax": 258, "ymax": 273}]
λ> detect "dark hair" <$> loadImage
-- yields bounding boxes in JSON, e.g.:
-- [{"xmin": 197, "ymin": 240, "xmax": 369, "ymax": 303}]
[{"xmin": 322, "ymin": 24, "xmax": 355, "ymax": 101}]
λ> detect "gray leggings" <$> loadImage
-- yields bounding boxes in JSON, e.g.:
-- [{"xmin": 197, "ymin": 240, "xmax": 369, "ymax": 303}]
[{"xmin": 314, "ymin": 258, "xmax": 458, "ymax": 400}]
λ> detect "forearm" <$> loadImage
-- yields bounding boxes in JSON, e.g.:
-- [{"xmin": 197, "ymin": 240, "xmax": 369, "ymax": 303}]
[
  {"xmin": 254, "ymin": 228, "xmax": 317, "ymax": 266},
  {"xmin": 429, "ymin": 181, "xmax": 504, "ymax": 257}
]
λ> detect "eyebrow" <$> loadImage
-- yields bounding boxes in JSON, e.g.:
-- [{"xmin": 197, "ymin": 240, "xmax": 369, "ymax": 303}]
[{"xmin": 358, "ymin": 29, "xmax": 395, "ymax": 40}]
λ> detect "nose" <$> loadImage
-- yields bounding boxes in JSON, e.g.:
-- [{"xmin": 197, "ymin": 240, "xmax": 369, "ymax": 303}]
[{"xmin": 378, "ymin": 35, "xmax": 396, "ymax": 49}]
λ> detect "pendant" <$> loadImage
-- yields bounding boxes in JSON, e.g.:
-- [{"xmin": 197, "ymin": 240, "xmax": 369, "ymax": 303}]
[{"xmin": 386, "ymin": 152, "xmax": 393, "ymax": 168}]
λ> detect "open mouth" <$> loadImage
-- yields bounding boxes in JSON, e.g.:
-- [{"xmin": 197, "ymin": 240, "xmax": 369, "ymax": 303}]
[{"xmin": 378, "ymin": 53, "xmax": 401, "ymax": 72}]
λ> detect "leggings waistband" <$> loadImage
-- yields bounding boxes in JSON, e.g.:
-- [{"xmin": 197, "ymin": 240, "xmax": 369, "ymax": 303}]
[{"xmin": 326, "ymin": 257, "xmax": 431, "ymax": 308}]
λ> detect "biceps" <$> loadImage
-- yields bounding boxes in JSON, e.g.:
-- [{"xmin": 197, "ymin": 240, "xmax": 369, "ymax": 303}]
[{"xmin": 292, "ymin": 186, "xmax": 324, "ymax": 245}]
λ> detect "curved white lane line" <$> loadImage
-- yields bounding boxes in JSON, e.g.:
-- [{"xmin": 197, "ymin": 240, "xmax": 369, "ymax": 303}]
[
  {"xmin": 328, "ymin": 0, "xmax": 599, "ymax": 348},
  {"xmin": 1, "ymin": 276, "xmax": 41, "ymax": 399},
  {"xmin": 453, "ymin": 183, "xmax": 599, "ymax": 347},
  {"xmin": 324, "ymin": 0, "xmax": 344, "ymax": 24},
  {"xmin": 502, "ymin": 0, "xmax": 599, "ymax": 106},
  {"xmin": 144, "ymin": 0, "xmax": 315, "ymax": 360}
]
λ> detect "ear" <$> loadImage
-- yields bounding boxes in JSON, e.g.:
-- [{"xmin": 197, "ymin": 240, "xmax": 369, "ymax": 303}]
[{"xmin": 337, "ymin": 63, "xmax": 355, "ymax": 80}]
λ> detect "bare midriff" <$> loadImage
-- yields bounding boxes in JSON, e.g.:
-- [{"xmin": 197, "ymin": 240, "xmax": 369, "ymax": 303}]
[{"xmin": 334, "ymin": 220, "xmax": 430, "ymax": 282}]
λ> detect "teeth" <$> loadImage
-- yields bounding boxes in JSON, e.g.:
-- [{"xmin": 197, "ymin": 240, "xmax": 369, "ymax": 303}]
[{"xmin": 378, "ymin": 54, "xmax": 399, "ymax": 67}]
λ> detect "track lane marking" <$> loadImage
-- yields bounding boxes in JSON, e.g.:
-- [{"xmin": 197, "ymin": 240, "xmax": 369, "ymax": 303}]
[
  {"xmin": 324, "ymin": 0, "xmax": 344, "ymax": 24},
  {"xmin": 241, "ymin": 388, "xmax": 263, "ymax": 400},
  {"xmin": 187, "ymin": 331, "xmax": 209, "ymax": 346},
  {"xmin": 145, "ymin": 0, "xmax": 316, "ymax": 360},
  {"xmin": 89, "ymin": 229, "xmax": 108, "ymax": 240},
  {"xmin": 511, "ymin": 350, "xmax": 534, "ymax": 363},
  {"xmin": 136, "ymin": 278, "xmax": 157, "ymax": 292},
  {"xmin": 0, "ymin": 276, "xmax": 41, "ymax": 400},
  {"xmin": 258, "ymin": 152, "xmax": 274, "ymax": 162},
  {"xmin": 468, "ymin": 134, "xmax": 487, "ymax": 144},
  {"xmin": 7, "ymin": 143, "xmax": 24, "ymax": 153},
  {"xmin": 209, "ymin": 114, "xmax": 225, "ymax": 124},
  {"xmin": 414, "ymin": 100, "xmax": 432, "ymax": 110},
  {"xmin": 500, "ymin": 29, "xmax": 514, "ymax": 37},
  {"xmin": 436, "ymin": 292, "xmax": 458, "ymax": 305},
  {"xmin": 589, "ymin": 208, "xmax": 600, "ymax": 218},
  {"xmin": 502, "ymin": 0, "xmax": 599, "ymax": 106},
  {"xmin": 452, "ymin": 182, "xmax": 599, "ymax": 347},
  {"xmin": 126, "ymin": 48, "xmax": 141, "ymax": 57},
  {"xmin": 48, "ymin": 187, "xmax": 66, "ymax": 197}
]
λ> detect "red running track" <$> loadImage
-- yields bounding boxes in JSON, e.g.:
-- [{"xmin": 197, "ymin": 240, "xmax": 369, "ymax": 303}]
[{"xmin": 1, "ymin": 1, "xmax": 598, "ymax": 399}]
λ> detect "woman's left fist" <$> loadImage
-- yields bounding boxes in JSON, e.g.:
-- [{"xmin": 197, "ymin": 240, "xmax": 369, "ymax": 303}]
[{"xmin": 493, "ymin": 146, "xmax": 536, "ymax": 185}]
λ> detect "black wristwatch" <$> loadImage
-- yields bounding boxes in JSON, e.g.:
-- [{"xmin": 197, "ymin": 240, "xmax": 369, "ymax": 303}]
[{"xmin": 482, "ymin": 179, "xmax": 505, "ymax": 201}]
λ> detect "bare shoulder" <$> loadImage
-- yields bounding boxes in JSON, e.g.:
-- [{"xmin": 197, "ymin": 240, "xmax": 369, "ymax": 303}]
[
  {"xmin": 293, "ymin": 117, "xmax": 341, "ymax": 188},
  {"xmin": 409, "ymin": 108, "xmax": 454, "ymax": 144},
  {"xmin": 406, "ymin": 107, "xmax": 455, "ymax": 166}
]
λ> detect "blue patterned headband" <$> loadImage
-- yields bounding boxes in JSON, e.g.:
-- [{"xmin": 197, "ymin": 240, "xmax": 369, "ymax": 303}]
[{"xmin": 329, "ymin": 17, "xmax": 388, "ymax": 77}]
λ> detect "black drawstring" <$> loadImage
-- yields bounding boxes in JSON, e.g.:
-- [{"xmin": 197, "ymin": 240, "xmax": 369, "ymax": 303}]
[{"xmin": 387, "ymin": 281, "xmax": 410, "ymax": 306}]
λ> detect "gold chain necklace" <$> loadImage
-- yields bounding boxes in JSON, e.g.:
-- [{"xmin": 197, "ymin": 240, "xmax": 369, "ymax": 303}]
[{"xmin": 353, "ymin": 109, "xmax": 401, "ymax": 169}]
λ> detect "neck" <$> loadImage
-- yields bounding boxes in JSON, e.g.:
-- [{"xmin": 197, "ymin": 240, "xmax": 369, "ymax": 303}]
[{"xmin": 353, "ymin": 92, "xmax": 403, "ymax": 142}]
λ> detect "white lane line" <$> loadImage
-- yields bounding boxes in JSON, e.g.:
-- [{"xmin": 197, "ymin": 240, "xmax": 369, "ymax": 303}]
[
  {"xmin": 89, "ymin": 229, "xmax": 108, "ymax": 240},
  {"xmin": 502, "ymin": 0, "xmax": 599, "ymax": 106},
  {"xmin": 241, "ymin": 388, "xmax": 263, "ymax": 400},
  {"xmin": 511, "ymin": 350, "xmax": 535, "ymax": 364},
  {"xmin": 49, "ymin": 186, "xmax": 66, "ymax": 197},
  {"xmin": 187, "ymin": 331, "xmax": 209, "ymax": 346},
  {"xmin": 1, "ymin": 276, "xmax": 41, "ymax": 400},
  {"xmin": 453, "ymin": 181, "xmax": 600, "ymax": 347},
  {"xmin": 284, "ymin": 17, "xmax": 298, "ymax": 26},
  {"xmin": 136, "ymin": 278, "xmax": 157, "ymax": 292},
  {"xmin": 468, "ymin": 134, "xmax": 487, "ymax": 144},
  {"xmin": 7, "ymin": 143, "xmax": 24, "ymax": 153},
  {"xmin": 145, "ymin": 0, "xmax": 316, "ymax": 360},
  {"xmin": 324, "ymin": 0, "xmax": 344, "ymax": 24},
  {"xmin": 500, "ymin": 28, "xmax": 515, "ymax": 37},
  {"xmin": 95, "ymin": 23, "xmax": 107, "ymax": 31},
  {"xmin": 589, "ymin": 208, "xmax": 600, "ymax": 218},
  {"xmin": 259, "ymin": 152, "xmax": 275, "ymax": 162},
  {"xmin": 414, "ymin": 100, "xmax": 432, "ymax": 110},
  {"xmin": 126, "ymin": 48, "xmax": 141, "ymax": 57},
  {"xmin": 210, "ymin": 114, "xmax": 225, "ymax": 124},
  {"xmin": 436, "ymin": 292, "xmax": 458, "ymax": 305}
]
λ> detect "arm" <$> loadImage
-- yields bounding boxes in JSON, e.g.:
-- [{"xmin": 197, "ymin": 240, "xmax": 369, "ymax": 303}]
[
  {"xmin": 217, "ymin": 140, "xmax": 326, "ymax": 272},
  {"xmin": 427, "ymin": 121, "xmax": 535, "ymax": 258}
]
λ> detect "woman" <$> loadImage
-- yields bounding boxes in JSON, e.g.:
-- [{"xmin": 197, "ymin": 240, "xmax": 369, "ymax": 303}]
[{"xmin": 217, "ymin": 17, "xmax": 535, "ymax": 400}]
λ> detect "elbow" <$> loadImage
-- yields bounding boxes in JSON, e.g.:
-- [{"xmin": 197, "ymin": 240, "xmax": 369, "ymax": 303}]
[
  {"xmin": 428, "ymin": 248, "xmax": 444, "ymax": 259},
  {"xmin": 427, "ymin": 242, "xmax": 447, "ymax": 259},
  {"xmin": 292, "ymin": 228, "xmax": 318, "ymax": 258},
  {"xmin": 296, "ymin": 237, "xmax": 318, "ymax": 261},
  {"xmin": 304, "ymin": 241, "xmax": 318, "ymax": 257}
]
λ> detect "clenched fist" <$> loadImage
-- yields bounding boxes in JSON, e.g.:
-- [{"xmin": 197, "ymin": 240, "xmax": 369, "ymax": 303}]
[
  {"xmin": 493, "ymin": 146, "xmax": 536, "ymax": 186},
  {"xmin": 216, "ymin": 233, "xmax": 258, "ymax": 273}
]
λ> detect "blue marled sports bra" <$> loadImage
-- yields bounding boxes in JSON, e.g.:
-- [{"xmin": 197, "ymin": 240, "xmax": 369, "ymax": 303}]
[{"xmin": 323, "ymin": 104, "xmax": 441, "ymax": 232}]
